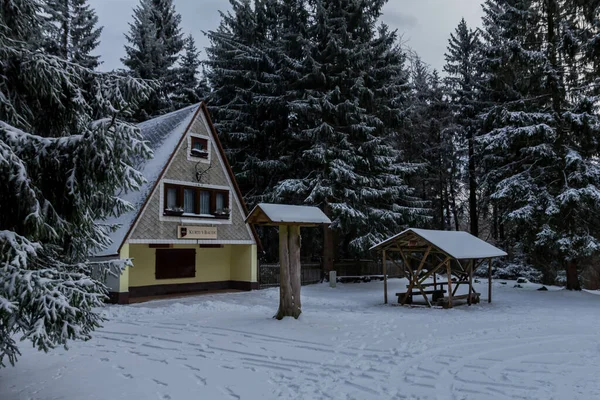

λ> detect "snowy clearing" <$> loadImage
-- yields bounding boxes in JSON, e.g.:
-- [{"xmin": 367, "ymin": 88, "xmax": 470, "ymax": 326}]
[{"xmin": 2, "ymin": 279, "xmax": 600, "ymax": 400}]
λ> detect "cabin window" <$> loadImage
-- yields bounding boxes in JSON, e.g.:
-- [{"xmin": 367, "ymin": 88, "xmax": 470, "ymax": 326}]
[
  {"xmin": 199, "ymin": 190, "xmax": 211, "ymax": 214},
  {"xmin": 190, "ymin": 137, "xmax": 209, "ymax": 159},
  {"xmin": 183, "ymin": 189, "xmax": 196, "ymax": 213},
  {"xmin": 155, "ymin": 249, "xmax": 195, "ymax": 279},
  {"xmin": 166, "ymin": 187, "xmax": 178, "ymax": 210},
  {"xmin": 216, "ymin": 192, "xmax": 225, "ymax": 212},
  {"xmin": 163, "ymin": 183, "xmax": 230, "ymax": 219}
]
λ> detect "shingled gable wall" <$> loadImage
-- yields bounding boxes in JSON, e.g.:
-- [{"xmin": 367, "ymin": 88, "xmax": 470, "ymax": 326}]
[{"xmin": 128, "ymin": 110, "xmax": 254, "ymax": 243}]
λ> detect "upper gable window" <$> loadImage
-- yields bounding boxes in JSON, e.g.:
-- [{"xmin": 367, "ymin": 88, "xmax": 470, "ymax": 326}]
[
  {"xmin": 190, "ymin": 137, "xmax": 208, "ymax": 158},
  {"xmin": 188, "ymin": 134, "xmax": 211, "ymax": 163}
]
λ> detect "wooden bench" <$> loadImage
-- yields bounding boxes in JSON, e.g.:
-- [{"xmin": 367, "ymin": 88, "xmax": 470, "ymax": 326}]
[
  {"xmin": 396, "ymin": 289, "xmax": 446, "ymax": 304},
  {"xmin": 437, "ymin": 293, "xmax": 480, "ymax": 308},
  {"xmin": 337, "ymin": 275, "xmax": 385, "ymax": 283},
  {"xmin": 414, "ymin": 281, "xmax": 470, "ymax": 288}
]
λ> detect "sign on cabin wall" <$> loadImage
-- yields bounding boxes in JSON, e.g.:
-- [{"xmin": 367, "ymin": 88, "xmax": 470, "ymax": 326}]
[{"xmin": 177, "ymin": 226, "xmax": 217, "ymax": 239}]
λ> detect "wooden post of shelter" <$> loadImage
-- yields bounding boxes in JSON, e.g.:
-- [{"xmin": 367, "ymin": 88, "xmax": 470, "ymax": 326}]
[
  {"xmin": 468, "ymin": 259, "xmax": 474, "ymax": 306},
  {"xmin": 488, "ymin": 258, "xmax": 492, "ymax": 303},
  {"xmin": 276, "ymin": 225, "xmax": 296, "ymax": 318},
  {"xmin": 446, "ymin": 259, "xmax": 453, "ymax": 308},
  {"xmin": 383, "ymin": 250, "xmax": 388, "ymax": 304},
  {"xmin": 245, "ymin": 204, "xmax": 331, "ymax": 320}
]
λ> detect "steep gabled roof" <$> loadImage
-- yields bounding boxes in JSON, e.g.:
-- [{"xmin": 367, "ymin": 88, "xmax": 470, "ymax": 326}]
[
  {"xmin": 96, "ymin": 103, "xmax": 259, "ymax": 257},
  {"xmin": 96, "ymin": 104, "xmax": 199, "ymax": 257},
  {"xmin": 370, "ymin": 228, "xmax": 507, "ymax": 259}
]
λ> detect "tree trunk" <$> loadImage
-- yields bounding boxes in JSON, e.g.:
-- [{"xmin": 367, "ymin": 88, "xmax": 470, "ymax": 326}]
[
  {"xmin": 60, "ymin": 0, "xmax": 71, "ymax": 60},
  {"xmin": 449, "ymin": 182, "xmax": 460, "ymax": 231},
  {"xmin": 288, "ymin": 225, "xmax": 302, "ymax": 317},
  {"xmin": 492, "ymin": 204, "xmax": 498, "ymax": 240},
  {"xmin": 468, "ymin": 131, "xmax": 478, "ymax": 237},
  {"xmin": 566, "ymin": 260, "xmax": 581, "ymax": 291},
  {"xmin": 275, "ymin": 225, "xmax": 295, "ymax": 319},
  {"xmin": 443, "ymin": 184, "xmax": 452, "ymax": 230},
  {"xmin": 322, "ymin": 203, "xmax": 334, "ymax": 276}
]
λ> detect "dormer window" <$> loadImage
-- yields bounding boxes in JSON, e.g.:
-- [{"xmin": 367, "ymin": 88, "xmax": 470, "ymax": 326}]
[{"xmin": 190, "ymin": 136, "xmax": 209, "ymax": 159}]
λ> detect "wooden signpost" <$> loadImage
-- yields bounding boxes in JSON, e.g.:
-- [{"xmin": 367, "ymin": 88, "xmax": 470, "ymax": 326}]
[{"xmin": 246, "ymin": 204, "xmax": 331, "ymax": 319}]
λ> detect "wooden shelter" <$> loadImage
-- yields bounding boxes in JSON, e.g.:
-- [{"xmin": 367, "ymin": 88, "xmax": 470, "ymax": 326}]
[
  {"xmin": 370, "ymin": 228, "xmax": 507, "ymax": 308},
  {"xmin": 246, "ymin": 203, "xmax": 331, "ymax": 319}
]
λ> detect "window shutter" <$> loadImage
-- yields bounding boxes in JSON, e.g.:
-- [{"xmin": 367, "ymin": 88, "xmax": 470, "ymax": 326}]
[{"xmin": 155, "ymin": 249, "xmax": 196, "ymax": 279}]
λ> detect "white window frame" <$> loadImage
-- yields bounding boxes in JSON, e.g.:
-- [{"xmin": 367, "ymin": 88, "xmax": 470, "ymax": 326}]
[
  {"xmin": 159, "ymin": 179, "xmax": 233, "ymax": 225},
  {"xmin": 187, "ymin": 132, "xmax": 211, "ymax": 164}
]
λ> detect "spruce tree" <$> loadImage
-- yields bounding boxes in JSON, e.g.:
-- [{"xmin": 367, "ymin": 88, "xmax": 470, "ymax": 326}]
[
  {"xmin": 42, "ymin": 0, "xmax": 103, "ymax": 69},
  {"xmin": 0, "ymin": 0, "xmax": 153, "ymax": 367},
  {"xmin": 479, "ymin": 0, "xmax": 600, "ymax": 289},
  {"xmin": 273, "ymin": 0, "xmax": 427, "ymax": 262},
  {"xmin": 207, "ymin": 0, "xmax": 303, "ymax": 207},
  {"xmin": 173, "ymin": 35, "xmax": 208, "ymax": 108},
  {"xmin": 443, "ymin": 18, "xmax": 483, "ymax": 236},
  {"xmin": 122, "ymin": 0, "xmax": 184, "ymax": 119},
  {"xmin": 407, "ymin": 59, "xmax": 457, "ymax": 231}
]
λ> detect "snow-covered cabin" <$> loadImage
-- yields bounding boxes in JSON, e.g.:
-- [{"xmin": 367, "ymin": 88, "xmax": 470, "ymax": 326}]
[{"xmin": 96, "ymin": 103, "xmax": 258, "ymax": 304}]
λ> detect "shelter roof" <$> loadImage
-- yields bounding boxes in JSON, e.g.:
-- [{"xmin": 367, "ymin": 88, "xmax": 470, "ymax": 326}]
[
  {"xmin": 246, "ymin": 203, "xmax": 331, "ymax": 226},
  {"xmin": 370, "ymin": 228, "xmax": 507, "ymax": 259}
]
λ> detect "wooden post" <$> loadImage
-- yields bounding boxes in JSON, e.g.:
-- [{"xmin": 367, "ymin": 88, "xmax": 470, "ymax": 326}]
[
  {"xmin": 446, "ymin": 259, "xmax": 453, "ymax": 308},
  {"xmin": 433, "ymin": 268, "xmax": 437, "ymax": 290},
  {"xmin": 488, "ymin": 258, "xmax": 492, "ymax": 303},
  {"xmin": 383, "ymin": 250, "xmax": 388, "ymax": 304},
  {"xmin": 404, "ymin": 246, "xmax": 431, "ymax": 306},
  {"xmin": 288, "ymin": 225, "xmax": 302, "ymax": 317},
  {"xmin": 468, "ymin": 259, "xmax": 474, "ymax": 306},
  {"xmin": 275, "ymin": 225, "xmax": 293, "ymax": 319}
]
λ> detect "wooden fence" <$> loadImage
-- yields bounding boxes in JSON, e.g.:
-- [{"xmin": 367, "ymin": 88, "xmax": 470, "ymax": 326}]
[
  {"xmin": 259, "ymin": 263, "xmax": 322, "ymax": 289},
  {"xmin": 258, "ymin": 259, "xmax": 404, "ymax": 289}
]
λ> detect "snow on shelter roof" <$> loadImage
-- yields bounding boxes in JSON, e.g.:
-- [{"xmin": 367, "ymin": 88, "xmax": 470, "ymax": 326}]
[
  {"xmin": 370, "ymin": 228, "xmax": 507, "ymax": 259},
  {"xmin": 246, "ymin": 203, "xmax": 331, "ymax": 226},
  {"xmin": 95, "ymin": 104, "xmax": 200, "ymax": 257}
]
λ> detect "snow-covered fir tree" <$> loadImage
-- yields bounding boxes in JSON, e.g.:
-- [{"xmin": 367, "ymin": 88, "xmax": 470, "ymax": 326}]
[
  {"xmin": 443, "ymin": 18, "xmax": 483, "ymax": 237},
  {"xmin": 172, "ymin": 35, "xmax": 208, "ymax": 109},
  {"xmin": 0, "ymin": 0, "xmax": 153, "ymax": 367},
  {"xmin": 122, "ymin": 0, "xmax": 184, "ymax": 119},
  {"xmin": 207, "ymin": 0, "xmax": 427, "ymax": 262},
  {"xmin": 273, "ymin": 0, "xmax": 427, "ymax": 263},
  {"xmin": 478, "ymin": 0, "xmax": 600, "ymax": 289},
  {"xmin": 42, "ymin": 0, "xmax": 103, "ymax": 69},
  {"xmin": 407, "ymin": 58, "xmax": 458, "ymax": 230},
  {"xmin": 207, "ymin": 0, "xmax": 304, "ymax": 207}
]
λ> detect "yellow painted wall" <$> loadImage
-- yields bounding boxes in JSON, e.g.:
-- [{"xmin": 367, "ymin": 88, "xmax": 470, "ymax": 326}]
[
  {"xmin": 128, "ymin": 244, "xmax": 232, "ymax": 287},
  {"xmin": 118, "ymin": 243, "xmax": 130, "ymax": 292},
  {"xmin": 126, "ymin": 243, "xmax": 257, "ymax": 290},
  {"xmin": 230, "ymin": 244, "xmax": 258, "ymax": 282}
]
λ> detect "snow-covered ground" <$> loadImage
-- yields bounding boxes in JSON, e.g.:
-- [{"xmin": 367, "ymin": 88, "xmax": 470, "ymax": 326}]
[{"xmin": 2, "ymin": 279, "xmax": 600, "ymax": 400}]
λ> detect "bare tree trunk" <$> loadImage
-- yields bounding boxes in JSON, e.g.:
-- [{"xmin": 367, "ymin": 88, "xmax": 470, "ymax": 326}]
[
  {"xmin": 288, "ymin": 225, "xmax": 302, "ymax": 317},
  {"xmin": 61, "ymin": 0, "xmax": 69, "ymax": 60},
  {"xmin": 449, "ymin": 182, "xmax": 460, "ymax": 231},
  {"xmin": 492, "ymin": 204, "xmax": 498, "ymax": 240},
  {"xmin": 566, "ymin": 260, "xmax": 581, "ymax": 291},
  {"xmin": 443, "ymin": 184, "xmax": 452, "ymax": 230},
  {"xmin": 468, "ymin": 131, "xmax": 478, "ymax": 237},
  {"xmin": 275, "ymin": 226, "xmax": 294, "ymax": 319},
  {"xmin": 322, "ymin": 203, "xmax": 334, "ymax": 277}
]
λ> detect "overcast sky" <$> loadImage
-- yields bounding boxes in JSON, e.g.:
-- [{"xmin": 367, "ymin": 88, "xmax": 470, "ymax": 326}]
[{"xmin": 90, "ymin": 0, "xmax": 484, "ymax": 73}]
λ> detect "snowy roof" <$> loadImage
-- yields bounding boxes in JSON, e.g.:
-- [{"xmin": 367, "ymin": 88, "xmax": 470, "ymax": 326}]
[
  {"xmin": 246, "ymin": 203, "xmax": 331, "ymax": 226},
  {"xmin": 95, "ymin": 104, "xmax": 200, "ymax": 256},
  {"xmin": 370, "ymin": 228, "xmax": 507, "ymax": 259}
]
